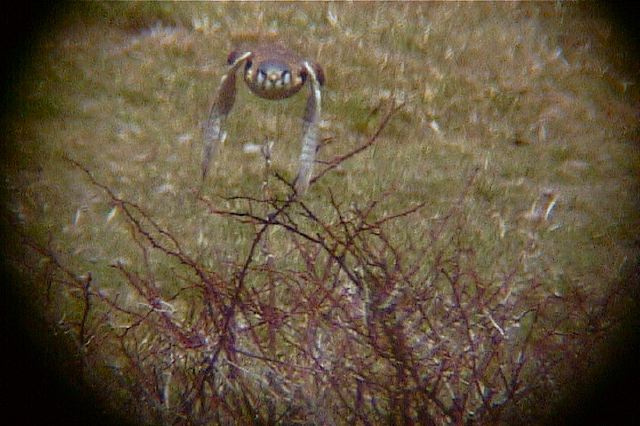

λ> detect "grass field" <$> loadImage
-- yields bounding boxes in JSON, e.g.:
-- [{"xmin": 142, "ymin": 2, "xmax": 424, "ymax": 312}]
[{"xmin": 4, "ymin": 2, "xmax": 639, "ymax": 424}]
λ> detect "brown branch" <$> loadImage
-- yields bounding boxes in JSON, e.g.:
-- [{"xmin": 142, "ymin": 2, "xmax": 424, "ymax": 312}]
[
  {"xmin": 310, "ymin": 100, "xmax": 405, "ymax": 185},
  {"xmin": 78, "ymin": 273, "xmax": 93, "ymax": 349}
]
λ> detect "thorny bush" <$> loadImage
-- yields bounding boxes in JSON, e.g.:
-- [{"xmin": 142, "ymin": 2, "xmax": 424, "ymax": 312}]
[{"xmin": 15, "ymin": 101, "xmax": 630, "ymax": 425}]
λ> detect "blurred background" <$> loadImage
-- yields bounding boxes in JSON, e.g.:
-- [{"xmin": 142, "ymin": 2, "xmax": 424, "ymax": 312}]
[{"xmin": 1, "ymin": 2, "xmax": 638, "ymax": 424}]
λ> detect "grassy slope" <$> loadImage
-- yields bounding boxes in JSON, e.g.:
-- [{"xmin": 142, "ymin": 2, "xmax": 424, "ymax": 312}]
[
  {"xmin": 10, "ymin": 2, "xmax": 638, "ymax": 296},
  {"xmin": 4, "ymin": 1, "xmax": 639, "ymax": 423}
]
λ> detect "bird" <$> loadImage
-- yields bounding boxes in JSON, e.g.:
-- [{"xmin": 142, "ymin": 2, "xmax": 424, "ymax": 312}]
[{"xmin": 202, "ymin": 43, "xmax": 325, "ymax": 195}]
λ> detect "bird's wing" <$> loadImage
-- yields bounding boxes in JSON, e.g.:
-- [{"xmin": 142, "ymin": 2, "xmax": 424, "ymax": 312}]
[
  {"xmin": 201, "ymin": 51, "xmax": 252, "ymax": 181},
  {"xmin": 294, "ymin": 61, "xmax": 323, "ymax": 194}
]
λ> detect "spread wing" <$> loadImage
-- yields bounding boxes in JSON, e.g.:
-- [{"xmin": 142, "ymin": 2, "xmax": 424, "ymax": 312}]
[
  {"xmin": 201, "ymin": 51, "xmax": 252, "ymax": 181},
  {"xmin": 294, "ymin": 61, "xmax": 323, "ymax": 194}
]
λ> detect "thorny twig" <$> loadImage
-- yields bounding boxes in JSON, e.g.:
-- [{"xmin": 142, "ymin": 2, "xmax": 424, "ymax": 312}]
[{"xmin": 10, "ymin": 100, "xmax": 631, "ymax": 425}]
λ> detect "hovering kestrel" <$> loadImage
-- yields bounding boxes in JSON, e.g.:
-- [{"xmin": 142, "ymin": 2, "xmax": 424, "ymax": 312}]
[{"xmin": 202, "ymin": 43, "xmax": 325, "ymax": 194}]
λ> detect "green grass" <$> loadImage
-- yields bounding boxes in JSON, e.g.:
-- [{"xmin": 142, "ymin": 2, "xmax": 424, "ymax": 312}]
[{"xmin": 4, "ymin": 2, "xmax": 639, "ymax": 424}]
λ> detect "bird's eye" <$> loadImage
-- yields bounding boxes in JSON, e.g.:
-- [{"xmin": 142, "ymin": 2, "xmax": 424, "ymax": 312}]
[
  {"xmin": 257, "ymin": 69, "xmax": 267, "ymax": 84},
  {"xmin": 282, "ymin": 70, "xmax": 291, "ymax": 85},
  {"xmin": 245, "ymin": 60, "xmax": 253, "ymax": 70}
]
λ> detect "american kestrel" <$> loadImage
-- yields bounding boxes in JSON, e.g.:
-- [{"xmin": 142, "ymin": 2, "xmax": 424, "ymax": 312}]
[{"xmin": 202, "ymin": 43, "xmax": 325, "ymax": 194}]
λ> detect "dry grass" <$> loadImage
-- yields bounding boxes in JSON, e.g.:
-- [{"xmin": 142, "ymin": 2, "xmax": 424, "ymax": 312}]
[{"xmin": 4, "ymin": 2, "xmax": 639, "ymax": 424}]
